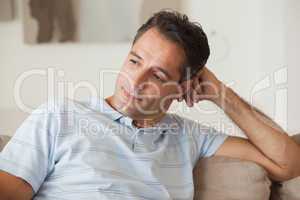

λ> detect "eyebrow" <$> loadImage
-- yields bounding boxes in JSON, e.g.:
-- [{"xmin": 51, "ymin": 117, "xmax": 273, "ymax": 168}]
[
  {"xmin": 130, "ymin": 50, "xmax": 172, "ymax": 80},
  {"xmin": 130, "ymin": 51, "xmax": 143, "ymax": 60}
]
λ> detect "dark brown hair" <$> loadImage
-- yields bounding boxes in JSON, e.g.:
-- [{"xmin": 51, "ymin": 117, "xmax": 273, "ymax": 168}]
[{"xmin": 133, "ymin": 10, "xmax": 210, "ymax": 82}]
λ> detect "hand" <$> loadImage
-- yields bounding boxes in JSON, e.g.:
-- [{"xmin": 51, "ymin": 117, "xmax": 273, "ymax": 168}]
[{"xmin": 177, "ymin": 66, "xmax": 223, "ymax": 107}]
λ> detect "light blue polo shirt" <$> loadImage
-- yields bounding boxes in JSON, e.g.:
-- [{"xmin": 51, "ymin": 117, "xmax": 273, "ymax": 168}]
[{"xmin": 0, "ymin": 97, "xmax": 228, "ymax": 200}]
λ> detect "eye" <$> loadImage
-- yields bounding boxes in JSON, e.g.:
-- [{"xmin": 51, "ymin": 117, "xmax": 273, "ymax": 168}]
[
  {"xmin": 129, "ymin": 59, "xmax": 138, "ymax": 65},
  {"xmin": 153, "ymin": 73, "xmax": 165, "ymax": 82}
]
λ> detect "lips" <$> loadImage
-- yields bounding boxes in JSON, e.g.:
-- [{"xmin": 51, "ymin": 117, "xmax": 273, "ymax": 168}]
[{"xmin": 122, "ymin": 87, "xmax": 142, "ymax": 101}]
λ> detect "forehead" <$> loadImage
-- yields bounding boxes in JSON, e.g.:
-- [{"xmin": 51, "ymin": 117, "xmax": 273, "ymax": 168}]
[{"xmin": 132, "ymin": 28, "xmax": 185, "ymax": 81}]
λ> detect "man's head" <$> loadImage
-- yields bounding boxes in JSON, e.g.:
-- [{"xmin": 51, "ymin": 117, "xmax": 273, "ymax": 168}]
[
  {"xmin": 133, "ymin": 10, "xmax": 210, "ymax": 82},
  {"xmin": 110, "ymin": 10, "xmax": 210, "ymax": 120}
]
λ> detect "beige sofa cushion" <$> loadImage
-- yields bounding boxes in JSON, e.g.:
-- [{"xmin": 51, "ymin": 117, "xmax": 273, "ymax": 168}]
[
  {"xmin": 270, "ymin": 134, "xmax": 300, "ymax": 200},
  {"xmin": 193, "ymin": 156, "xmax": 271, "ymax": 200},
  {"xmin": 0, "ymin": 135, "xmax": 11, "ymax": 152}
]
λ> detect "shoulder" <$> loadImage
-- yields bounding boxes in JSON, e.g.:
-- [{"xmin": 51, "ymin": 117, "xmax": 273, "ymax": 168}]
[
  {"xmin": 23, "ymin": 98, "xmax": 89, "ymax": 133},
  {"xmin": 168, "ymin": 113, "xmax": 202, "ymax": 129},
  {"xmin": 169, "ymin": 113, "xmax": 221, "ymax": 135},
  {"xmin": 33, "ymin": 98, "xmax": 95, "ymax": 115}
]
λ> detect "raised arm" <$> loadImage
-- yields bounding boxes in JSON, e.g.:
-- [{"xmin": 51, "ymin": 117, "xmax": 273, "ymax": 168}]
[
  {"xmin": 180, "ymin": 66, "xmax": 300, "ymax": 181},
  {"xmin": 212, "ymin": 82, "xmax": 300, "ymax": 179}
]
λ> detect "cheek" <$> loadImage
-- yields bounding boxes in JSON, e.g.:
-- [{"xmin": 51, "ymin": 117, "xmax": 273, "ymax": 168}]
[
  {"xmin": 144, "ymin": 88, "xmax": 170, "ymax": 108},
  {"xmin": 142, "ymin": 84, "xmax": 163, "ymax": 99},
  {"xmin": 145, "ymin": 84, "xmax": 177, "ymax": 99},
  {"xmin": 116, "ymin": 74, "xmax": 125, "ymax": 86},
  {"xmin": 116, "ymin": 66, "xmax": 131, "ymax": 86},
  {"xmin": 162, "ymin": 84, "xmax": 179, "ymax": 96},
  {"xmin": 157, "ymin": 86, "xmax": 179, "ymax": 106}
]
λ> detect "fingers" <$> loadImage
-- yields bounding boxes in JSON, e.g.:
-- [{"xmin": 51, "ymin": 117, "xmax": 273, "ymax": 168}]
[
  {"xmin": 176, "ymin": 94, "xmax": 184, "ymax": 102},
  {"xmin": 176, "ymin": 83, "xmax": 184, "ymax": 102},
  {"xmin": 193, "ymin": 76, "xmax": 203, "ymax": 95},
  {"xmin": 177, "ymin": 76, "xmax": 202, "ymax": 106},
  {"xmin": 177, "ymin": 79, "xmax": 191, "ymax": 103},
  {"xmin": 184, "ymin": 93, "xmax": 194, "ymax": 107},
  {"xmin": 184, "ymin": 89, "xmax": 198, "ymax": 107},
  {"xmin": 177, "ymin": 75, "xmax": 205, "ymax": 106}
]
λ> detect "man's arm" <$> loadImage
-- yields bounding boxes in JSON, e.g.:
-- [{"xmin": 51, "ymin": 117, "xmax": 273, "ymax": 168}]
[
  {"xmin": 0, "ymin": 101, "xmax": 59, "ymax": 199},
  {"xmin": 215, "ymin": 136, "xmax": 297, "ymax": 181},
  {"xmin": 213, "ymin": 85, "xmax": 300, "ymax": 181},
  {"xmin": 180, "ymin": 67, "xmax": 300, "ymax": 181},
  {"xmin": 0, "ymin": 171, "xmax": 33, "ymax": 200}
]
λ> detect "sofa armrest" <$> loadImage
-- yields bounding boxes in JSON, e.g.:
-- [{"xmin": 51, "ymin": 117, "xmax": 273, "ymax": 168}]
[
  {"xmin": 0, "ymin": 135, "xmax": 11, "ymax": 152},
  {"xmin": 193, "ymin": 155, "xmax": 271, "ymax": 200},
  {"xmin": 270, "ymin": 134, "xmax": 300, "ymax": 200}
]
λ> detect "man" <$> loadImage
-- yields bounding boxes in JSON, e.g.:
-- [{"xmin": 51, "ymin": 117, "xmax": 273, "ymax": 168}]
[{"xmin": 0, "ymin": 10, "xmax": 300, "ymax": 200}]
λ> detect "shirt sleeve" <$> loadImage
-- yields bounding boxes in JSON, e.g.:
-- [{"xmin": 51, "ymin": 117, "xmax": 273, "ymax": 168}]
[
  {"xmin": 179, "ymin": 116, "xmax": 229, "ymax": 164},
  {"xmin": 0, "ymin": 102, "xmax": 60, "ymax": 193},
  {"xmin": 196, "ymin": 126, "xmax": 228, "ymax": 158}
]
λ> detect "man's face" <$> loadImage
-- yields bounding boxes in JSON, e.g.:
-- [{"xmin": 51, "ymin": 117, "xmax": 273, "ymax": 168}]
[{"xmin": 112, "ymin": 28, "xmax": 185, "ymax": 119}]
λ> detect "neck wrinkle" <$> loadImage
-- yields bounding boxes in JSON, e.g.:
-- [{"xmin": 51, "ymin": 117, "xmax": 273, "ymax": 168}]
[
  {"xmin": 106, "ymin": 95, "xmax": 166, "ymax": 128},
  {"xmin": 133, "ymin": 113, "xmax": 166, "ymax": 128}
]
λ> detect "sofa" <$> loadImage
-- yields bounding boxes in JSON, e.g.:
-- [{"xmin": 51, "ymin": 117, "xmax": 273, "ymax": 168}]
[{"xmin": 1, "ymin": 134, "xmax": 300, "ymax": 200}]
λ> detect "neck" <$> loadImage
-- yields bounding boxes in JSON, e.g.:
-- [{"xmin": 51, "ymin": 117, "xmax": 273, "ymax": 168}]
[
  {"xmin": 132, "ymin": 112, "xmax": 166, "ymax": 128},
  {"xmin": 105, "ymin": 95, "xmax": 166, "ymax": 128}
]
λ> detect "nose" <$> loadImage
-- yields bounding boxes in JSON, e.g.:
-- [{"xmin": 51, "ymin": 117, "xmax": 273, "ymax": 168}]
[{"xmin": 130, "ymin": 69, "xmax": 149, "ymax": 93}]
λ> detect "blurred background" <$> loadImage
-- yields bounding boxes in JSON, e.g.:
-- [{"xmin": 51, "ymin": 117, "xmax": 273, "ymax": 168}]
[{"xmin": 0, "ymin": 0, "xmax": 299, "ymax": 137}]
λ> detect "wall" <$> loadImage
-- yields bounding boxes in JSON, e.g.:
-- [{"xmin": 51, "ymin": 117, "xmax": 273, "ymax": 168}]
[
  {"xmin": 0, "ymin": 0, "xmax": 131, "ymax": 136},
  {"xmin": 180, "ymin": 0, "xmax": 288, "ymax": 136},
  {"xmin": 0, "ymin": 0, "xmax": 294, "ymax": 137},
  {"xmin": 287, "ymin": 0, "xmax": 300, "ymax": 134}
]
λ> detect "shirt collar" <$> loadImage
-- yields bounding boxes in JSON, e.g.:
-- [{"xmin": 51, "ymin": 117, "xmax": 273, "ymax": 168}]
[{"xmin": 95, "ymin": 97, "xmax": 123, "ymax": 121}]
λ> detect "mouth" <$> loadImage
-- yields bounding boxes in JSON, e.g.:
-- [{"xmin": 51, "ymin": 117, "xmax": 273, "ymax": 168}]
[{"xmin": 122, "ymin": 87, "xmax": 142, "ymax": 101}]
